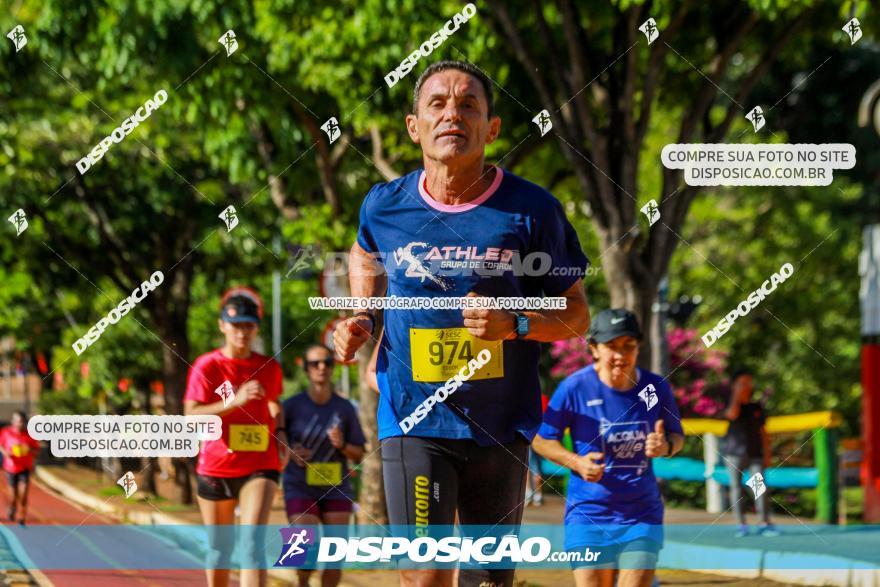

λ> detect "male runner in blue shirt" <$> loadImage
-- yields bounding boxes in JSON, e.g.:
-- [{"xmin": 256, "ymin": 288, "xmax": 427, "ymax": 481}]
[{"xmin": 334, "ymin": 60, "xmax": 591, "ymax": 587}]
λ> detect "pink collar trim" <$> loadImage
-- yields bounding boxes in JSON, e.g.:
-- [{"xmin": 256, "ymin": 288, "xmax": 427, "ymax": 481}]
[{"xmin": 418, "ymin": 166, "xmax": 504, "ymax": 213}]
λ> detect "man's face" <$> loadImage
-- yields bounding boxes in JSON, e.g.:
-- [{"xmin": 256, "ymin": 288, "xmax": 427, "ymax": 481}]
[{"xmin": 406, "ymin": 69, "xmax": 501, "ymax": 165}]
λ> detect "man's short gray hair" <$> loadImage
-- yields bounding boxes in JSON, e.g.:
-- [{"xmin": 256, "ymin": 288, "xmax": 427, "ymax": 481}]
[{"xmin": 412, "ymin": 60, "xmax": 495, "ymax": 119}]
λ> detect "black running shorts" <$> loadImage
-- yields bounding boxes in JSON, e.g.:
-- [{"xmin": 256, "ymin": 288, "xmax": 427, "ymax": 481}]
[
  {"xmin": 382, "ymin": 434, "xmax": 530, "ymax": 587},
  {"xmin": 196, "ymin": 469, "xmax": 280, "ymax": 501}
]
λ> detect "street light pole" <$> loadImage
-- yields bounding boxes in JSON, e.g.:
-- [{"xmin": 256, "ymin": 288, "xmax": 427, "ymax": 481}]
[
  {"xmin": 22, "ymin": 354, "xmax": 31, "ymax": 416},
  {"xmin": 651, "ymin": 275, "xmax": 671, "ymax": 376}
]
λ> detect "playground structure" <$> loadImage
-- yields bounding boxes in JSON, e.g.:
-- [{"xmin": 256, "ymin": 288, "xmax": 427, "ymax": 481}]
[{"xmin": 541, "ymin": 410, "xmax": 843, "ymax": 523}]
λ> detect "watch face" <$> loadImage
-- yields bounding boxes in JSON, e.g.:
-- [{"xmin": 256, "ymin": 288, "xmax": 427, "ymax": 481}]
[{"xmin": 516, "ymin": 314, "xmax": 529, "ymax": 335}]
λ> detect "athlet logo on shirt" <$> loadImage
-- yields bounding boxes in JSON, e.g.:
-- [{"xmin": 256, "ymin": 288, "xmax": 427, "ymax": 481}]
[
  {"xmin": 393, "ymin": 242, "xmax": 451, "ymax": 290},
  {"xmin": 392, "ymin": 241, "xmax": 519, "ymax": 287}
]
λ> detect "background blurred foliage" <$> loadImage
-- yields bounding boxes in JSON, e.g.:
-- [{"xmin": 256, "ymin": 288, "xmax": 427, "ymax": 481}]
[{"xmin": 0, "ymin": 1, "xmax": 874, "ymax": 441}]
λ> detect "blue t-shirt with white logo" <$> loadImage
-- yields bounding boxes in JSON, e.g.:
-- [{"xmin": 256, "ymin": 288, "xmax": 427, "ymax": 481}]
[
  {"xmin": 357, "ymin": 166, "xmax": 589, "ymax": 446},
  {"xmin": 282, "ymin": 393, "xmax": 366, "ymax": 501},
  {"xmin": 538, "ymin": 365, "xmax": 683, "ymax": 547}
]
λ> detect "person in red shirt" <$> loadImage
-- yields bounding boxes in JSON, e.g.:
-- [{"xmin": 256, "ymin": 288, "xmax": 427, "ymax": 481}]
[
  {"xmin": 183, "ymin": 291, "xmax": 288, "ymax": 587},
  {"xmin": 0, "ymin": 411, "xmax": 41, "ymax": 526}
]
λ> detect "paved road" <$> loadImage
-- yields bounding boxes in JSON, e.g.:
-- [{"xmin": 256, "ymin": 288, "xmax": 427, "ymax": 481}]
[
  {"xmin": 0, "ymin": 475, "xmax": 804, "ymax": 587},
  {"xmin": 0, "ymin": 475, "xmax": 240, "ymax": 587}
]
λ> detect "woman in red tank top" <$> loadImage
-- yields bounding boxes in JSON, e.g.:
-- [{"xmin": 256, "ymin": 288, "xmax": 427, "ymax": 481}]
[{"xmin": 183, "ymin": 289, "xmax": 289, "ymax": 587}]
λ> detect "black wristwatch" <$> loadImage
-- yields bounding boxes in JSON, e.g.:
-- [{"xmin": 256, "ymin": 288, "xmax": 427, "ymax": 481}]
[
  {"xmin": 665, "ymin": 431, "xmax": 674, "ymax": 457},
  {"xmin": 353, "ymin": 311, "xmax": 376, "ymax": 334},
  {"xmin": 513, "ymin": 312, "xmax": 529, "ymax": 340}
]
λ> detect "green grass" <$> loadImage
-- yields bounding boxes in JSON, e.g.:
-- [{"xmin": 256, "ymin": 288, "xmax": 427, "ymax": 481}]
[{"xmin": 98, "ymin": 485, "xmax": 126, "ymax": 497}]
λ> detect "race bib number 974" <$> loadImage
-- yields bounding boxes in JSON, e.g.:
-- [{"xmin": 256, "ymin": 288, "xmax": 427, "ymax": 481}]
[{"xmin": 410, "ymin": 327, "xmax": 503, "ymax": 382}]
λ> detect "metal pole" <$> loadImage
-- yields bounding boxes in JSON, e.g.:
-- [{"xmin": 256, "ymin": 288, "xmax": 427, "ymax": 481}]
[
  {"xmin": 651, "ymin": 275, "xmax": 671, "ymax": 375},
  {"xmin": 22, "ymin": 355, "xmax": 30, "ymax": 416},
  {"xmin": 273, "ymin": 234, "xmax": 282, "ymax": 358},
  {"xmin": 704, "ymin": 433, "xmax": 723, "ymax": 513},
  {"xmin": 2, "ymin": 338, "xmax": 11, "ymax": 399}
]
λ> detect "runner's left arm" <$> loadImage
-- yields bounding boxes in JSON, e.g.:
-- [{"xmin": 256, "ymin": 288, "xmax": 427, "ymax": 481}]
[
  {"xmin": 268, "ymin": 362, "xmax": 289, "ymax": 468},
  {"xmin": 270, "ymin": 400, "xmax": 290, "ymax": 468},
  {"xmin": 512, "ymin": 279, "xmax": 589, "ymax": 341},
  {"xmin": 365, "ymin": 327, "xmax": 382, "ymax": 394},
  {"xmin": 655, "ymin": 382, "xmax": 686, "ymax": 457},
  {"xmin": 463, "ymin": 280, "xmax": 590, "ymax": 341}
]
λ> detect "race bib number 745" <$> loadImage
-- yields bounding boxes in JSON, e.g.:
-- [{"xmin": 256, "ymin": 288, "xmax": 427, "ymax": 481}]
[{"xmin": 229, "ymin": 424, "xmax": 269, "ymax": 452}]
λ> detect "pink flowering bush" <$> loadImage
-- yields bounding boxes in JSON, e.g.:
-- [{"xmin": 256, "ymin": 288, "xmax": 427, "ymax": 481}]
[
  {"xmin": 549, "ymin": 337, "xmax": 593, "ymax": 378},
  {"xmin": 667, "ymin": 328, "xmax": 729, "ymax": 417},
  {"xmin": 549, "ymin": 328, "xmax": 735, "ymax": 418}
]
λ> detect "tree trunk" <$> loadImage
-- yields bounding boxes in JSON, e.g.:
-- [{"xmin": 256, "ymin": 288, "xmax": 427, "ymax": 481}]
[
  {"xmin": 140, "ymin": 381, "xmax": 158, "ymax": 496},
  {"xmin": 356, "ymin": 338, "xmax": 386, "ymax": 525},
  {"xmin": 151, "ymin": 260, "xmax": 195, "ymax": 504},
  {"xmin": 597, "ymin": 224, "xmax": 663, "ymax": 370}
]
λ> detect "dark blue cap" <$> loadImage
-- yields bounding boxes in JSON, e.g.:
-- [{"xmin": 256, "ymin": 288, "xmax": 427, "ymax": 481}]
[
  {"xmin": 588, "ymin": 308, "xmax": 642, "ymax": 343},
  {"xmin": 220, "ymin": 295, "xmax": 260, "ymax": 324}
]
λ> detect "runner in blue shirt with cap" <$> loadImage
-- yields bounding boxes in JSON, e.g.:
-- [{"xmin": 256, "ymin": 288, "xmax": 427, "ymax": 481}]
[
  {"xmin": 533, "ymin": 309, "xmax": 685, "ymax": 587},
  {"xmin": 334, "ymin": 60, "xmax": 591, "ymax": 587}
]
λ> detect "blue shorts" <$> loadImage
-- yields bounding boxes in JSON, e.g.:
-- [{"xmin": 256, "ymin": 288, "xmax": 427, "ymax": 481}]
[
  {"xmin": 568, "ymin": 537, "xmax": 662, "ymax": 569},
  {"xmin": 566, "ymin": 520, "xmax": 663, "ymax": 547}
]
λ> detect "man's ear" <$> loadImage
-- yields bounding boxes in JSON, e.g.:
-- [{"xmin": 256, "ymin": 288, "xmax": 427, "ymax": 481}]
[
  {"xmin": 484, "ymin": 115, "xmax": 502, "ymax": 145},
  {"xmin": 405, "ymin": 113, "xmax": 421, "ymax": 144},
  {"xmin": 588, "ymin": 341, "xmax": 599, "ymax": 361}
]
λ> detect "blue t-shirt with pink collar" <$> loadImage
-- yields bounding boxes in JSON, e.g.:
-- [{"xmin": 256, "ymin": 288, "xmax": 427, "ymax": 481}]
[{"xmin": 356, "ymin": 166, "xmax": 590, "ymax": 446}]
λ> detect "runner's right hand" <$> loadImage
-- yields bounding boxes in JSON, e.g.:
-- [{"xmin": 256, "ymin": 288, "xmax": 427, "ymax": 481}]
[
  {"xmin": 291, "ymin": 443, "xmax": 312, "ymax": 467},
  {"xmin": 333, "ymin": 316, "xmax": 373, "ymax": 364},
  {"xmin": 576, "ymin": 452, "xmax": 606, "ymax": 482},
  {"xmin": 233, "ymin": 380, "xmax": 265, "ymax": 407}
]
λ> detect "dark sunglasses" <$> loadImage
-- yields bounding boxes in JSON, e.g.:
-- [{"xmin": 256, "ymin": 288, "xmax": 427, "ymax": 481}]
[{"xmin": 305, "ymin": 358, "xmax": 334, "ymax": 369}]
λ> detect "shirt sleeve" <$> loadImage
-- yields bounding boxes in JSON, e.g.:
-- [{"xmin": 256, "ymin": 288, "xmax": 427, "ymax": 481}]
[
  {"xmin": 532, "ymin": 196, "xmax": 590, "ymax": 296},
  {"xmin": 356, "ymin": 184, "xmax": 380, "ymax": 254},
  {"xmin": 184, "ymin": 357, "xmax": 214, "ymax": 404},
  {"xmin": 658, "ymin": 379, "xmax": 684, "ymax": 436},
  {"xmin": 344, "ymin": 400, "xmax": 367, "ymax": 447},
  {"xmin": 26, "ymin": 434, "xmax": 40, "ymax": 450},
  {"xmin": 537, "ymin": 378, "xmax": 574, "ymax": 440},
  {"xmin": 267, "ymin": 360, "xmax": 283, "ymax": 403}
]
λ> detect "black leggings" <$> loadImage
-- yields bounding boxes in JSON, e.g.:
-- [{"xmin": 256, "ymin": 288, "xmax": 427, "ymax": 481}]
[{"xmin": 381, "ymin": 435, "xmax": 529, "ymax": 587}]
